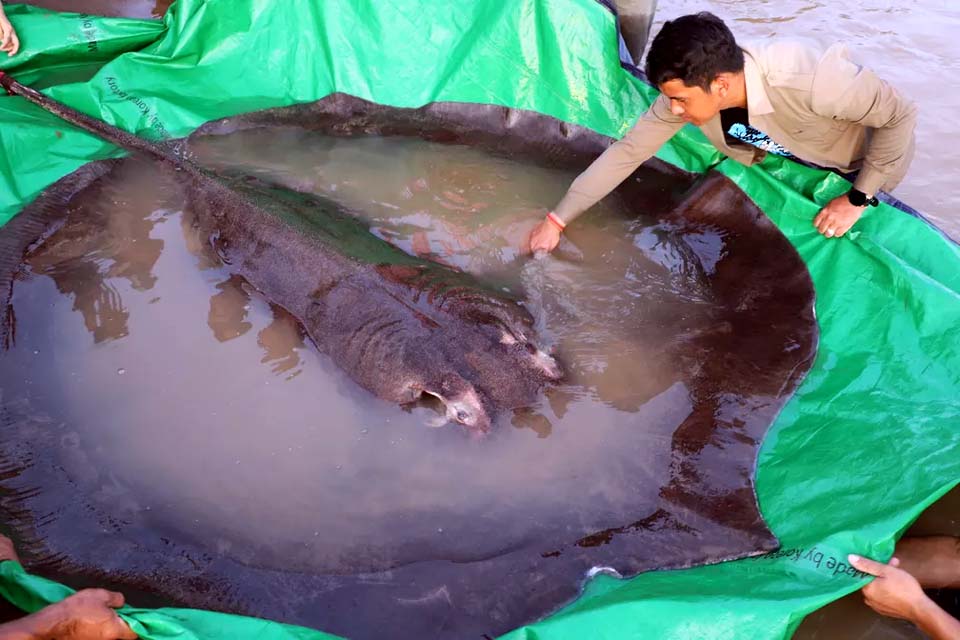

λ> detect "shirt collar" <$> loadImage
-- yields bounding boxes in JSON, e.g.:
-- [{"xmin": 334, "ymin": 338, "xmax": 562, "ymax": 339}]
[{"xmin": 743, "ymin": 48, "xmax": 774, "ymax": 116}]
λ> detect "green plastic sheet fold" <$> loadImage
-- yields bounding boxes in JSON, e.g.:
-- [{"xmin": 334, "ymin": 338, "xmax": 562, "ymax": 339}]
[{"xmin": 0, "ymin": 1, "xmax": 957, "ymax": 638}]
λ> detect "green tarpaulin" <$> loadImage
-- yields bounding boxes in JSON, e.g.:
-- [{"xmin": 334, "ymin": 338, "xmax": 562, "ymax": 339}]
[{"xmin": 0, "ymin": 1, "xmax": 957, "ymax": 638}]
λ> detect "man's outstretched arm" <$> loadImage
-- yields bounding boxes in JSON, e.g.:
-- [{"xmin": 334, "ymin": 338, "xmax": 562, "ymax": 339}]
[{"xmin": 528, "ymin": 94, "xmax": 683, "ymax": 252}]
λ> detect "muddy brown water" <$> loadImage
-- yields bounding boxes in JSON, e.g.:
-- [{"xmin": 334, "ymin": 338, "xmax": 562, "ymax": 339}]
[
  {"xmin": 5, "ymin": 137, "xmax": 704, "ymax": 575},
  {"xmin": 0, "ymin": 109, "xmax": 815, "ymax": 638}
]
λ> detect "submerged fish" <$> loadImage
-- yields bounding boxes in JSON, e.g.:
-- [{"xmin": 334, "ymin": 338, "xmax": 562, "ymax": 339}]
[{"xmin": 0, "ymin": 73, "xmax": 561, "ymax": 434}]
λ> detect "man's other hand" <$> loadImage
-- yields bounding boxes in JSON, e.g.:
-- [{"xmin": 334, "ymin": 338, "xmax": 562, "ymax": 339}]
[{"xmin": 814, "ymin": 194, "xmax": 865, "ymax": 238}]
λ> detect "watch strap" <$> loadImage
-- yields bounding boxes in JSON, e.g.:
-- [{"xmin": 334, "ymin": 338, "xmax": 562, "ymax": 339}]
[{"xmin": 848, "ymin": 188, "xmax": 879, "ymax": 207}]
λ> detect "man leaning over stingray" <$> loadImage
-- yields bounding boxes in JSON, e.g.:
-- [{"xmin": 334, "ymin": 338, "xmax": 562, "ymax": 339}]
[{"xmin": 527, "ymin": 12, "xmax": 917, "ymax": 252}]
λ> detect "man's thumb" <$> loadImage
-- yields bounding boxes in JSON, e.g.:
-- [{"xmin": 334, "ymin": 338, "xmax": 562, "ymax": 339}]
[{"xmin": 848, "ymin": 553, "xmax": 888, "ymax": 577}]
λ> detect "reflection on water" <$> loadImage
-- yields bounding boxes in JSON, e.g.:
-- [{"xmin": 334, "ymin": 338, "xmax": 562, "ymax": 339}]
[
  {"xmin": 207, "ymin": 275, "xmax": 253, "ymax": 342},
  {"xmin": 190, "ymin": 132, "xmax": 575, "ymax": 277},
  {"xmin": 206, "ymin": 273, "xmax": 305, "ymax": 377},
  {"xmin": 22, "ymin": 164, "xmax": 166, "ymax": 343}
]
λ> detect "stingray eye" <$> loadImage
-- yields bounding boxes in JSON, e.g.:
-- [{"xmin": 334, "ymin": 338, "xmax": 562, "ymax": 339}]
[
  {"xmin": 524, "ymin": 343, "xmax": 536, "ymax": 355},
  {"xmin": 456, "ymin": 409, "xmax": 470, "ymax": 422}
]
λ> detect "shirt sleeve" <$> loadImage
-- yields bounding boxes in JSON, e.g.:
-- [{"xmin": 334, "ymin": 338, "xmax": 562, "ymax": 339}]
[
  {"xmin": 811, "ymin": 44, "xmax": 918, "ymax": 196},
  {"xmin": 552, "ymin": 94, "xmax": 684, "ymax": 225}
]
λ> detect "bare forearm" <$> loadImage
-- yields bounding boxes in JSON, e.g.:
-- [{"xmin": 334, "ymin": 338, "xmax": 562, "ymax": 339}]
[
  {"xmin": 552, "ymin": 96, "xmax": 682, "ymax": 225},
  {"xmin": 553, "ymin": 141, "xmax": 654, "ymax": 223},
  {"xmin": 912, "ymin": 597, "xmax": 960, "ymax": 640},
  {"xmin": 896, "ymin": 536, "xmax": 960, "ymax": 589},
  {"xmin": 0, "ymin": 607, "xmax": 62, "ymax": 640}
]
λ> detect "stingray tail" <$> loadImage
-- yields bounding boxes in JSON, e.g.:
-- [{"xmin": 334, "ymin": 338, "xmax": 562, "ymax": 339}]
[{"xmin": 0, "ymin": 71, "xmax": 178, "ymax": 166}]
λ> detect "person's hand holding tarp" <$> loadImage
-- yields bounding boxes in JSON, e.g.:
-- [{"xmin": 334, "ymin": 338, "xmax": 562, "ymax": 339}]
[
  {"xmin": 0, "ymin": 589, "xmax": 140, "ymax": 640},
  {"xmin": 0, "ymin": 535, "xmax": 138, "ymax": 640},
  {"xmin": 0, "ymin": 3, "xmax": 20, "ymax": 57},
  {"xmin": 849, "ymin": 553, "xmax": 960, "ymax": 640}
]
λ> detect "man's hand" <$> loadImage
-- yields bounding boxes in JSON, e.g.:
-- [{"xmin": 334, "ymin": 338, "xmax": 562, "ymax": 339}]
[
  {"xmin": 0, "ymin": 14, "xmax": 19, "ymax": 57},
  {"xmin": 850, "ymin": 552, "xmax": 960, "ymax": 639},
  {"xmin": 19, "ymin": 589, "xmax": 138, "ymax": 640},
  {"xmin": 527, "ymin": 219, "xmax": 562, "ymax": 254},
  {"xmin": 813, "ymin": 194, "xmax": 865, "ymax": 238},
  {"xmin": 849, "ymin": 554, "xmax": 929, "ymax": 621}
]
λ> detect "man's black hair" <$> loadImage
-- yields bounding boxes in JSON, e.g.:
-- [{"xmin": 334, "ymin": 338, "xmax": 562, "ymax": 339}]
[{"xmin": 644, "ymin": 12, "xmax": 745, "ymax": 92}]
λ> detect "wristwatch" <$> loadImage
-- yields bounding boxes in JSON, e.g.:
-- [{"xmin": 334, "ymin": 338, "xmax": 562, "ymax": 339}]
[{"xmin": 847, "ymin": 188, "xmax": 879, "ymax": 207}]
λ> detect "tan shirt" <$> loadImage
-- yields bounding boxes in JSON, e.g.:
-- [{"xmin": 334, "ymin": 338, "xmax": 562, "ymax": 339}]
[{"xmin": 553, "ymin": 38, "xmax": 918, "ymax": 224}]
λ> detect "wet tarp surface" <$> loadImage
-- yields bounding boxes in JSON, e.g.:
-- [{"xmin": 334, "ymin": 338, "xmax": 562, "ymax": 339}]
[{"xmin": 0, "ymin": 1, "xmax": 958, "ymax": 639}]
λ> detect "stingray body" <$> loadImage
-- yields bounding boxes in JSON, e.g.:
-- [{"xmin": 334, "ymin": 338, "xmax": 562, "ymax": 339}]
[
  {"xmin": 0, "ymin": 80, "xmax": 819, "ymax": 639},
  {"xmin": 0, "ymin": 73, "xmax": 560, "ymax": 433}
]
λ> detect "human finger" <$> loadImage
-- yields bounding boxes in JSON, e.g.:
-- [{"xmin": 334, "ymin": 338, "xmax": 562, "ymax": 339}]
[
  {"xmin": 814, "ymin": 210, "xmax": 834, "ymax": 235},
  {"xmin": 813, "ymin": 210, "xmax": 825, "ymax": 228},
  {"xmin": 103, "ymin": 589, "xmax": 126, "ymax": 609},
  {"xmin": 848, "ymin": 553, "xmax": 891, "ymax": 577},
  {"xmin": 821, "ymin": 214, "xmax": 841, "ymax": 238},
  {"xmin": 82, "ymin": 587, "xmax": 126, "ymax": 609},
  {"xmin": 525, "ymin": 223, "xmax": 542, "ymax": 253}
]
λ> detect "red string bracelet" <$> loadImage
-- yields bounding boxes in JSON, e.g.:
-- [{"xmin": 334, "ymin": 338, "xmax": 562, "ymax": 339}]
[{"xmin": 546, "ymin": 212, "xmax": 566, "ymax": 232}]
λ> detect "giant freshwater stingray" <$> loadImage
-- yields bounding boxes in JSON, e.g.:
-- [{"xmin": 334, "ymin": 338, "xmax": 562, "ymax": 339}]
[
  {"xmin": 0, "ymin": 81, "xmax": 818, "ymax": 640},
  {"xmin": 0, "ymin": 73, "xmax": 562, "ymax": 435}
]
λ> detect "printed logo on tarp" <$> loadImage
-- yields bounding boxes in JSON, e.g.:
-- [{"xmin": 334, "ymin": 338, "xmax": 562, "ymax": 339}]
[
  {"xmin": 753, "ymin": 546, "xmax": 871, "ymax": 580},
  {"xmin": 104, "ymin": 77, "xmax": 171, "ymax": 140},
  {"xmin": 78, "ymin": 14, "xmax": 99, "ymax": 53}
]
